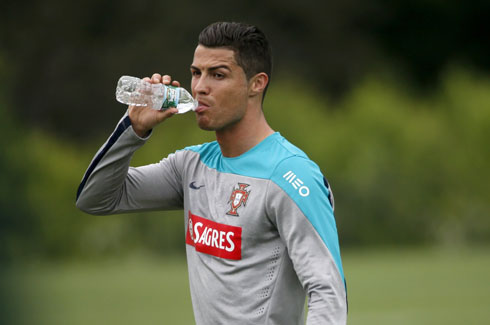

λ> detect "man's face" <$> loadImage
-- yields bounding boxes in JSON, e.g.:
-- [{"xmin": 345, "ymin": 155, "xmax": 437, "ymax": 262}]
[{"xmin": 190, "ymin": 45, "xmax": 250, "ymax": 131}]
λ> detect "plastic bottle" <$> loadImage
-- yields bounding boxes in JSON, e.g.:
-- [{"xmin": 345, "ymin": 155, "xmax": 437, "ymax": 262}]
[{"xmin": 115, "ymin": 75, "xmax": 197, "ymax": 114}]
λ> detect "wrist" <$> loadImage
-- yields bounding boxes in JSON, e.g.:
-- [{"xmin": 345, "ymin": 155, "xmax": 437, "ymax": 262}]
[{"xmin": 132, "ymin": 126, "xmax": 151, "ymax": 138}]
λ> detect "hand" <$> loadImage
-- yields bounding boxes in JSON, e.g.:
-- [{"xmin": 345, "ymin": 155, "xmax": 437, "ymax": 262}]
[{"xmin": 128, "ymin": 73, "xmax": 180, "ymax": 137}]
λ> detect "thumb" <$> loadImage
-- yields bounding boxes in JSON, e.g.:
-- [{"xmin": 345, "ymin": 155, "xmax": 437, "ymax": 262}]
[{"xmin": 156, "ymin": 107, "xmax": 179, "ymax": 123}]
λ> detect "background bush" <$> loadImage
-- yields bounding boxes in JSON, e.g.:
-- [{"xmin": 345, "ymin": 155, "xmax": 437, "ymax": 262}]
[{"xmin": 1, "ymin": 67, "xmax": 488, "ymax": 261}]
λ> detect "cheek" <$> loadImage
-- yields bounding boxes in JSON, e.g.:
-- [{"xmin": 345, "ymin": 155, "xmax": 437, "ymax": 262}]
[
  {"xmin": 222, "ymin": 82, "xmax": 248, "ymax": 105},
  {"xmin": 190, "ymin": 79, "xmax": 197, "ymax": 97}
]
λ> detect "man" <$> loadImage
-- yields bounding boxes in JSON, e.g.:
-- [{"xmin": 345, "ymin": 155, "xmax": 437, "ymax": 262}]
[{"xmin": 77, "ymin": 22, "xmax": 347, "ymax": 324}]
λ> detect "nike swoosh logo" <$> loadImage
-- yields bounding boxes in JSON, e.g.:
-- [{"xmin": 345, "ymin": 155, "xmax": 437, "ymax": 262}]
[{"xmin": 189, "ymin": 181, "xmax": 205, "ymax": 190}]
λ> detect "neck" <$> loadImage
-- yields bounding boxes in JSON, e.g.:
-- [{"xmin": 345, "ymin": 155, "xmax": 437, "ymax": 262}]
[{"xmin": 216, "ymin": 108, "xmax": 274, "ymax": 158}]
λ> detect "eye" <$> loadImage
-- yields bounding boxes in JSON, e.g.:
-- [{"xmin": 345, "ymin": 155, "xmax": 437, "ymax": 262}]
[
  {"xmin": 191, "ymin": 70, "xmax": 201, "ymax": 77},
  {"xmin": 214, "ymin": 72, "xmax": 225, "ymax": 79}
]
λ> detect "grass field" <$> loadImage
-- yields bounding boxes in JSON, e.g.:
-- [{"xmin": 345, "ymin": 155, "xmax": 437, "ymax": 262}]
[{"xmin": 1, "ymin": 247, "xmax": 489, "ymax": 324}]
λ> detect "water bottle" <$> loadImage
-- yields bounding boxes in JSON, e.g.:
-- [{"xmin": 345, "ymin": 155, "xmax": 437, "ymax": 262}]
[{"xmin": 115, "ymin": 75, "xmax": 197, "ymax": 114}]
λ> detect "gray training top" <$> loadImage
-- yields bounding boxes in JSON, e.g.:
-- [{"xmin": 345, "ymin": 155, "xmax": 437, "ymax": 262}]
[{"xmin": 76, "ymin": 114, "xmax": 347, "ymax": 324}]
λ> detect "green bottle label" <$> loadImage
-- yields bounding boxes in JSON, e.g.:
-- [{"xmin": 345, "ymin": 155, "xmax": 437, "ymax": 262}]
[{"xmin": 162, "ymin": 85, "xmax": 180, "ymax": 109}]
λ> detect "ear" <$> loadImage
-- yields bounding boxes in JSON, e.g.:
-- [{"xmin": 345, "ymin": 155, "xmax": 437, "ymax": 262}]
[{"xmin": 249, "ymin": 72, "xmax": 269, "ymax": 97}]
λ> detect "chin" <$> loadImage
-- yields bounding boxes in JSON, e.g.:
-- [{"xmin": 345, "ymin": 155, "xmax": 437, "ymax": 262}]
[
  {"xmin": 195, "ymin": 114, "xmax": 240, "ymax": 132},
  {"xmin": 198, "ymin": 124, "xmax": 216, "ymax": 131},
  {"xmin": 196, "ymin": 116, "xmax": 217, "ymax": 131}
]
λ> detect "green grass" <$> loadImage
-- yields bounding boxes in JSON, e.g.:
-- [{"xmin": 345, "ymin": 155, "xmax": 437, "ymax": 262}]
[
  {"xmin": 1, "ymin": 248, "xmax": 489, "ymax": 324},
  {"xmin": 0, "ymin": 255, "xmax": 195, "ymax": 325},
  {"xmin": 344, "ymin": 247, "xmax": 490, "ymax": 324}
]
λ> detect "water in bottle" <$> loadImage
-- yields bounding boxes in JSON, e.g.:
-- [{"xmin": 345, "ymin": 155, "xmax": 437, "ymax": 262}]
[{"xmin": 115, "ymin": 75, "xmax": 197, "ymax": 114}]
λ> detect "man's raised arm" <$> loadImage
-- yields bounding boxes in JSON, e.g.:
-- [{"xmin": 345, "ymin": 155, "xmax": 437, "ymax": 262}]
[{"xmin": 76, "ymin": 74, "xmax": 183, "ymax": 215}]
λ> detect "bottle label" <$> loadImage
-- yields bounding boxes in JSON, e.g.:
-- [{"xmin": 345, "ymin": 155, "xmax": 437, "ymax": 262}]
[{"xmin": 162, "ymin": 85, "xmax": 181, "ymax": 109}]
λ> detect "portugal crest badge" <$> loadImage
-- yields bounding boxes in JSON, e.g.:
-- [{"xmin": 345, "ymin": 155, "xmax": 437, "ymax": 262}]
[
  {"xmin": 227, "ymin": 183, "xmax": 251, "ymax": 216},
  {"xmin": 188, "ymin": 217, "xmax": 194, "ymax": 242}
]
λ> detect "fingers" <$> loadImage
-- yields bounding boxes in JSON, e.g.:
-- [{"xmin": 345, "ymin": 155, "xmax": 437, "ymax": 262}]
[
  {"xmin": 161, "ymin": 75, "xmax": 171, "ymax": 85},
  {"xmin": 128, "ymin": 104, "xmax": 179, "ymax": 138},
  {"xmin": 147, "ymin": 73, "xmax": 180, "ymax": 86},
  {"xmin": 158, "ymin": 107, "xmax": 179, "ymax": 118},
  {"xmin": 153, "ymin": 107, "xmax": 178, "ymax": 125},
  {"xmin": 151, "ymin": 73, "xmax": 162, "ymax": 83}
]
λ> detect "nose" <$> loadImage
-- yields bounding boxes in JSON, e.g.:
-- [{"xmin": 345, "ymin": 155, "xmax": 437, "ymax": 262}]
[{"xmin": 192, "ymin": 75, "xmax": 210, "ymax": 97}]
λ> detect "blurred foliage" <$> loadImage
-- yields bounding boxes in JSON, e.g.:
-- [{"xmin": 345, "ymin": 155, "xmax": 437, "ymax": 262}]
[
  {"xmin": 1, "ymin": 0, "xmax": 489, "ymax": 261},
  {"xmin": 0, "ymin": 66, "xmax": 489, "ymax": 261},
  {"xmin": 0, "ymin": 0, "xmax": 488, "ymax": 139},
  {"xmin": 266, "ymin": 67, "xmax": 490, "ymax": 247}
]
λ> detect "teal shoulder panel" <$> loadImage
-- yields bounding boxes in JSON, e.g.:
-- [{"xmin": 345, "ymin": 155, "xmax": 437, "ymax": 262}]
[
  {"xmin": 182, "ymin": 133, "xmax": 299, "ymax": 179},
  {"xmin": 183, "ymin": 141, "xmax": 221, "ymax": 169},
  {"xmin": 270, "ymin": 156, "xmax": 345, "ymax": 282}
]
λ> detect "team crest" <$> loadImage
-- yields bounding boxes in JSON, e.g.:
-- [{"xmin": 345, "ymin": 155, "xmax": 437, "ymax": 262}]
[
  {"xmin": 188, "ymin": 218, "xmax": 194, "ymax": 241},
  {"xmin": 227, "ymin": 183, "xmax": 251, "ymax": 216}
]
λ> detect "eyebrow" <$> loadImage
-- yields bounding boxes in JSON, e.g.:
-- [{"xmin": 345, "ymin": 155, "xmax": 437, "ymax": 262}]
[{"xmin": 190, "ymin": 64, "xmax": 232, "ymax": 72}]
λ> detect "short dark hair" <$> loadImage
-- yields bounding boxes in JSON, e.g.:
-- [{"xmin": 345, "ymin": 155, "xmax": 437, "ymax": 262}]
[{"xmin": 198, "ymin": 22, "xmax": 272, "ymax": 96}]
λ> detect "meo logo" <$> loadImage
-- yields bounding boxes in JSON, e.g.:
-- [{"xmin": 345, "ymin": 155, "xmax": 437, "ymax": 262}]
[{"xmin": 283, "ymin": 171, "xmax": 310, "ymax": 197}]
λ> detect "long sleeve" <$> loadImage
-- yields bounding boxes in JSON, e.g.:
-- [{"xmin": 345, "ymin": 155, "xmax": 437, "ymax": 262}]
[
  {"xmin": 267, "ymin": 156, "xmax": 347, "ymax": 324},
  {"xmin": 76, "ymin": 114, "xmax": 184, "ymax": 215}
]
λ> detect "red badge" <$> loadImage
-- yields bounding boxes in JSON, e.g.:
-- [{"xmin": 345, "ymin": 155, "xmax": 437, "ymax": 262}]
[
  {"xmin": 227, "ymin": 183, "xmax": 250, "ymax": 216},
  {"xmin": 186, "ymin": 211, "xmax": 242, "ymax": 260}
]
